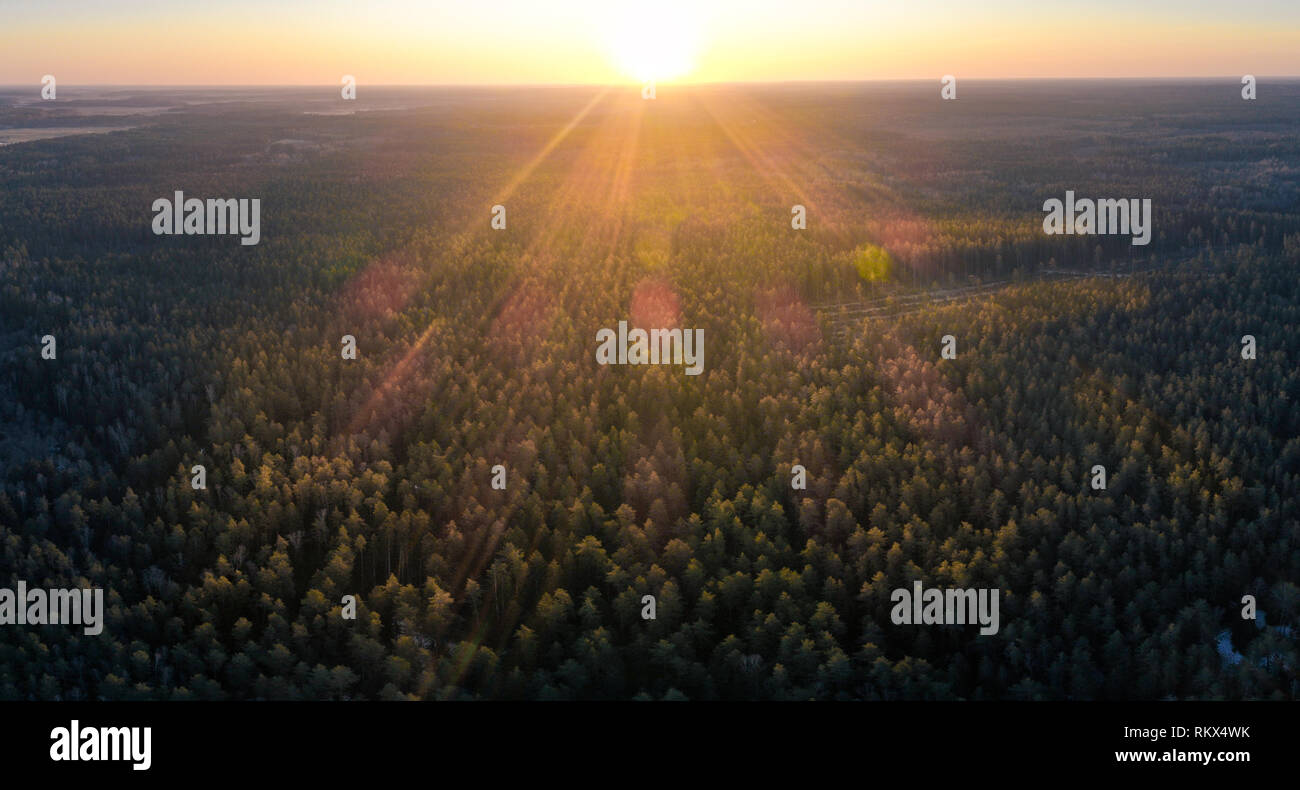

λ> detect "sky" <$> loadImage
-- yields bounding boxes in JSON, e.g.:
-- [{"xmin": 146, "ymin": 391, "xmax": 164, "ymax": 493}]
[{"xmin": 1, "ymin": 0, "xmax": 1298, "ymax": 85}]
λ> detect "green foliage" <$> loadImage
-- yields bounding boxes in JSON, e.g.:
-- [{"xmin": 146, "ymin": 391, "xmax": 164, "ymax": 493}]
[{"xmin": 1, "ymin": 84, "xmax": 1298, "ymax": 701}]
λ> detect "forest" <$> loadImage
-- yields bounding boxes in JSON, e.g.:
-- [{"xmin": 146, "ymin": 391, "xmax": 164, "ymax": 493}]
[{"xmin": 1, "ymin": 81, "xmax": 1297, "ymax": 699}]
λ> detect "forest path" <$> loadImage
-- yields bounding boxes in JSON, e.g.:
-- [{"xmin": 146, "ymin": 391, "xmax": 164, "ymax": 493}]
[{"xmin": 812, "ymin": 261, "xmax": 1166, "ymax": 338}]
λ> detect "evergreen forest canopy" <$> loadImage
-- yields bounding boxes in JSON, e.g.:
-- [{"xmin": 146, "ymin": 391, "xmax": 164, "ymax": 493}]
[{"xmin": 1, "ymin": 81, "xmax": 1297, "ymax": 700}]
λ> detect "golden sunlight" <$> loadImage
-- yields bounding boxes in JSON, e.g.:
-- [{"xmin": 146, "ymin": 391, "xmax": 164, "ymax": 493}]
[{"xmin": 601, "ymin": 1, "xmax": 702, "ymax": 83}]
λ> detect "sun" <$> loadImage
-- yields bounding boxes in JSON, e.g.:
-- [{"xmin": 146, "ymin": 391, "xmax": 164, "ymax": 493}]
[{"xmin": 602, "ymin": 2, "xmax": 703, "ymax": 84}]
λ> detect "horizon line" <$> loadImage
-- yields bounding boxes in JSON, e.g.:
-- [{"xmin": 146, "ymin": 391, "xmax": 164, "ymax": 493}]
[{"xmin": 4, "ymin": 76, "xmax": 1300, "ymax": 90}]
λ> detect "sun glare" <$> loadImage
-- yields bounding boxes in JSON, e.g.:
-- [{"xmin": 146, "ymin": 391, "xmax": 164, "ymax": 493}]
[{"xmin": 602, "ymin": 2, "xmax": 702, "ymax": 84}]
